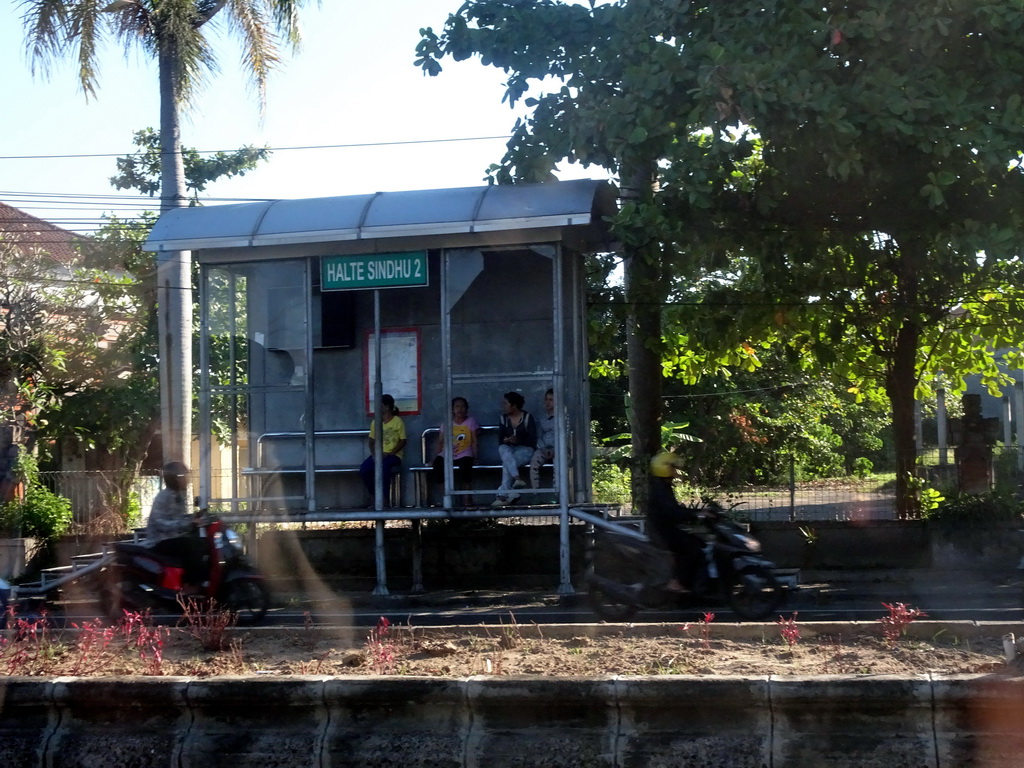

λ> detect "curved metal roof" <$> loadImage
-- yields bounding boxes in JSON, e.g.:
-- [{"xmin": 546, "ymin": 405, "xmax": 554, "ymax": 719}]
[{"xmin": 144, "ymin": 179, "xmax": 617, "ymax": 253}]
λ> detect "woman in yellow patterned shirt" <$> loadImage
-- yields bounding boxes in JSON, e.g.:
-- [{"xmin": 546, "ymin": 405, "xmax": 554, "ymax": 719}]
[{"xmin": 429, "ymin": 396, "xmax": 480, "ymax": 506}]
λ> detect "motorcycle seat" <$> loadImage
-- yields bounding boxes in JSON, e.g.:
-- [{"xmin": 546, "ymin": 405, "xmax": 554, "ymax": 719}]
[
  {"xmin": 113, "ymin": 541, "xmax": 190, "ymax": 569},
  {"xmin": 112, "ymin": 541, "xmax": 153, "ymax": 557}
]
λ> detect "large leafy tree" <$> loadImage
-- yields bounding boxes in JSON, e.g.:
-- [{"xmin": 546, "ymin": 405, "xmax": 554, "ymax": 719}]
[
  {"xmin": 0, "ymin": 234, "xmax": 115, "ymax": 445},
  {"xmin": 418, "ymin": 0, "xmax": 1024, "ymax": 515},
  {"xmin": 22, "ymin": 0, "xmax": 316, "ymax": 466},
  {"xmin": 36, "ymin": 132, "xmax": 269, "ymax": 526},
  {"xmin": 419, "ymin": 0, "xmax": 719, "ymax": 507}
]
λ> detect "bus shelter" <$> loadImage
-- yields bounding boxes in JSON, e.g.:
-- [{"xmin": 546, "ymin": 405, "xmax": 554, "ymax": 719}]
[{"xmin": 144, "ymin": 179, "xmax": 617, "ymax": 593}]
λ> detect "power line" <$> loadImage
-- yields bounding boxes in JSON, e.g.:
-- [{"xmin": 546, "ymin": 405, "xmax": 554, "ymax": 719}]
[{"xmin": 0, "ymin": 135, "xmax": 511, "ymax": 162}]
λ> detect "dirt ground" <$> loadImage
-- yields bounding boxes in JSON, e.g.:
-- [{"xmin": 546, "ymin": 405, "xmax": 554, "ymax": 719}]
[
  {"xmin": 205, "ymin": 623, "xmax": 1021, "ymax": 678},
  {"xmin": 8, "ymin": 617, "xmax": 1017, "ymax": 678},
  {"xmin": 4, "ymin": 606, "xmax": 1019, "ymax": 679}
]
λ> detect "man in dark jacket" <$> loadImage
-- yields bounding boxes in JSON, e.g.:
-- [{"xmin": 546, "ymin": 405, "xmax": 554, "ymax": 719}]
[{"xmin": 145, "ymin": 462, "xmax": 205, "ymax": 588}]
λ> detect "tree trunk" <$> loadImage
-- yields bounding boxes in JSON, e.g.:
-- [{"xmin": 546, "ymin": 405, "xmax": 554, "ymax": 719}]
[
  {"xmin": 621, "ymin": 166, "xmax": 663, "ymax": 514},
  {"xmin": 888, "ymin": 321, "xmax": 920, "ymax": 518},
  {"xmin": 888, "ymin": 236, "xmax": 924, "ymax": 519},
  {"xmin": 156, "ymin": 43, "xmax": 193, "ymax": 467}
]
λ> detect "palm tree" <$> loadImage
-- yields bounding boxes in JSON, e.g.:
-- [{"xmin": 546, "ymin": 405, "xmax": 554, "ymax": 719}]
[{"xmin": 21, "ymin": 0, "xmax": 315, "ymax": 466}]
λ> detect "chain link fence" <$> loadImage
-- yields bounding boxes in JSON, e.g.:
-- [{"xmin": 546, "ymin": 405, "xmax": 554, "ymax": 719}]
[
  {"xmin": 38, "ymin": 470, "xmax": 161, "ymax": 530},
  {"xmin": 34, "ymin": 445, "xmax": 1024, "ymax": 529}
]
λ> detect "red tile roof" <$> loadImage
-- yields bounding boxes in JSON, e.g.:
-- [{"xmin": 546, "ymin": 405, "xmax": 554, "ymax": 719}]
[{"xmin": 0, "ymin": 201, "xmax": 87, "ymax": 265}]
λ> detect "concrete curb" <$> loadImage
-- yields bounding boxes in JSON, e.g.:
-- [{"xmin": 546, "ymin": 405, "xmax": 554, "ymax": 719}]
[{"xmin": 2, "ymin": 674, "xmax": 1022, "ymax": 767}]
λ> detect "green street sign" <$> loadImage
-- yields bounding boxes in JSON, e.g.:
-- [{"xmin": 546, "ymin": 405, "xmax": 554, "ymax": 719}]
[{"xmin": 321, "ymin": 251, "xmax": 428, "ymax": 290}]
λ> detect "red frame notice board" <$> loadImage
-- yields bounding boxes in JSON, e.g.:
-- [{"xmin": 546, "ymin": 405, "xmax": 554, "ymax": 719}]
[{"xmin": 362, "ymin": 328, "xmax": 421, "ymax": 415}]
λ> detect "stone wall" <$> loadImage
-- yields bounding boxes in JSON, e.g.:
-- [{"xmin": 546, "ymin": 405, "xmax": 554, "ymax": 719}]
[
  {"xmin": 254, "ymin": 521, "xmax": 1023, "ymax": 590},
  {"xmin": 26, "ymin": 520, "xmax": 1024, "ymax": 589},
  {"xmin": 750, "ymin": 520, "xmax": 1024, "ymax": 571},
  {"xmin": 1, "ymin": 675, "xmax": 1021, "ymax": 767},
  {"xmin": 0, "ymin": 537, "xmax": 40, "ymax": 580}
]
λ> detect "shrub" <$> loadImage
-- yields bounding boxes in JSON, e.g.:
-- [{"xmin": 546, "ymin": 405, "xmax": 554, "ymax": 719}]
[
  {"xmin": 904, "ymin": 473, "xmax": 945, "ymax": 519},
  {"xmin": 851, "ymin": 457, "xmax": 874, "ymax": 478},
  {"xmin": 923, "ymin": 490, "xmax": 1023, "ymax": 527},
  {"xmin": 591, "ymin": 460, "xmax": 631, "ymax": 505},
  {"xmin": 879, "ymin": 602, "xmax": 927, "ymax": 643},
  {"xmin": 124, "ymin": 490, "xmax": 143, "ymax": 530},
  {"xmin": 0, "ymin": 453, "xmax": 73, "ymax": 539}
]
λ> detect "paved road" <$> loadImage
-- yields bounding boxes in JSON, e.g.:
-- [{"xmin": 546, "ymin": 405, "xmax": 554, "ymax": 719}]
[
  {"xmin": 22, "ymin": 567, "xmax": 1024, "ymax": 629},
  {"xmin": 229, "ymin": 568, "xmax": 1024, "ymax": 628}
]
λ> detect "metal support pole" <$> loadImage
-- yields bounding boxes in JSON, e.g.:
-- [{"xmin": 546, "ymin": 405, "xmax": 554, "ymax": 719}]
[
  {"xmin": 558, "ymin": 503, "xmax": 572, "ymax": 594},
  {"xmin": 411, "ymin": 518, "xmax": 424, "ymax": 593},
  {"xmin": 440, "ymin": 250, "xmax": 454, "ymax": 509},
  {"xmin": 304, "ymin": 261, "xmax": 316, "ymax": 512},
  {"xmin": 197, "ymin": 266, "xmax": 211, "ymax": 506},
  {"xmin": 789, "ymin": 455, "xmax": 796, "ymax": 522},
  {"xmin": 1002, "ymin": 395, "xmax": 1012, "ymax": 447},
  {"xmin": 553, "ymin": 243, "xmax": 572, "ymax": 595},
  {"xmin": 937, "ymin": 388, "xmax": 948, "ymax": 466},
  {"xmin": 372, "ymin": 290, "xmax": 388, "ymax": 596},
  {"xmin": 374, "ymin": 520, "xmax": 388, "ymax": 595}
]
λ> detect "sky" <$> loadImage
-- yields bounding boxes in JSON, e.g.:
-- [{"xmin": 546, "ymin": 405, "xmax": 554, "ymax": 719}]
[{"xmin": 1, "ymin": 1, "xmax": 605, "ymax": 237}]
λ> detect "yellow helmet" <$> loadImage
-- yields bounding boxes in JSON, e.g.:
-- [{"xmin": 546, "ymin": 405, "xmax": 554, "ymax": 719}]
[{"xmin": 650, "ymin": 449, "xmax": 685, "ymax": 478}]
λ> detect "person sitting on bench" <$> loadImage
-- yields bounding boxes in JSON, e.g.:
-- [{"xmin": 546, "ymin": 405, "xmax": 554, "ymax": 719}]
[
  {"xmin": 430, "ymin": 396, "xmax": 480, "ymax": 506},
  {"xmin": 359, "ymin": 394, "xmax": 407, "ymax": 508},
  {"xmin": 492, "ymin": 391, "xmax": 536, "ymax": 507}
]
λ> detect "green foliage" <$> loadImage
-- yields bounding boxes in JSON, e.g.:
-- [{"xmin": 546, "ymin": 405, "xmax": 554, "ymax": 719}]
[
  {"xmin": 904, "ymin": 474, "xmax": 946, "ymax": 520},
  {"xmin": 0, "ymin": 453, "xmax": 72, "ymax": 539},
  {"xmin": 37, "ymin": 214, "xmax": 158, "ymax": 465},
  {"xmin": 111, "ymin": 129, "xmax": 270, "ymax": 202},
  {"xmin": 123, "ymin": 490, "xmax": 143, "ymax": 530},
  {"xmin": 39, "ymin": 140, "xmax": 266, "ymax": 464},
  {"xmin": 923, "ymin": 490, "xmax": 1023, "ymax": 527},
  {"xmin": 23, "ymin": 1, "xmax": 309, "ymax": 108},
  {"xmin": 664, "ymin": 352, "xmax": 894, "ymax": 486},
  {"xmin": 851, "ymin": 457, "xmax": 874, "ymax": 479},
  {"xmin": 0, "ymin": 233, "xmax": 116, "ymax": 428},
  {"xmin": 993, "ymin": 450, "xmax": 1023, "ymax": 491},
  {"xmin": 419, "ymin": 0, "xmax": 1024, "ymax": 517},
  {"xmin": 600, "ymin": 421, "xmax": 700, "ymax": 465},
  {"xmin": 591, "ymin": 459, "xmax": 631, "ymax": 506}
]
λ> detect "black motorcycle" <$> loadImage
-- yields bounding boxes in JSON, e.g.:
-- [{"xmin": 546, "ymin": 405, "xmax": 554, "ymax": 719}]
[
  {"xmin": 586, "ymin": 503, "xmax": 785, "ymax": 621},
  {"xmin": 98, "ymin": 513, "xmax": 270, "ymax": 624}
]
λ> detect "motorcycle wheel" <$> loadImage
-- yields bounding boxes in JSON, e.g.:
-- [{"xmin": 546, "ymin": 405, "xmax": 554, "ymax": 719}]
[
  {"xmin": 221, "ymin": 579, "xmax": 270, "ymax": 625},
  {"xmin": 96, "ymin": 568, "xmax": 128, "ymax": 623},
  {"xmin": 727, "ymin": 568, "xmax": 783, "ymax": 621},
  {"xmin": 587, "ymin": 584, "xmax": 639, "ymax": 623}
]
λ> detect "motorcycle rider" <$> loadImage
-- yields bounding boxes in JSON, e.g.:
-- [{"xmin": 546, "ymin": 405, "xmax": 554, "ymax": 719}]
[
  {"xmin": 646, "ymin": 445, "xmax": 707, "ymax": 594},
  {"xmin": 145, "ymin": 461, "xmax": 206, "ymax": 591}
]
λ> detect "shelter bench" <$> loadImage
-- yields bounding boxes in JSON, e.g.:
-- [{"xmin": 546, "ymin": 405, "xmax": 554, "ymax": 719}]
[
  {"xmin": 411, "ymin": 425, "xmax": 554, "ymax": 507},
  {"xmin": 241, "ymin": 430, "xmax": 402, "ymax": 507}
]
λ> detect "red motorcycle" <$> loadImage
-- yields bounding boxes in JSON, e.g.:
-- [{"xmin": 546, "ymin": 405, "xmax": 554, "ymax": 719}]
[{"xmin": 99, "ymin": 513, "xmax": 270, "ymax": 624}]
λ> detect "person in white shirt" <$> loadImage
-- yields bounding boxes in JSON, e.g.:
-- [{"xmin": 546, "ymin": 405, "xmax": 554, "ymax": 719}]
[{"xmin": 530, "ymin": 388, "xmax": 556, "ymax": 489}]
